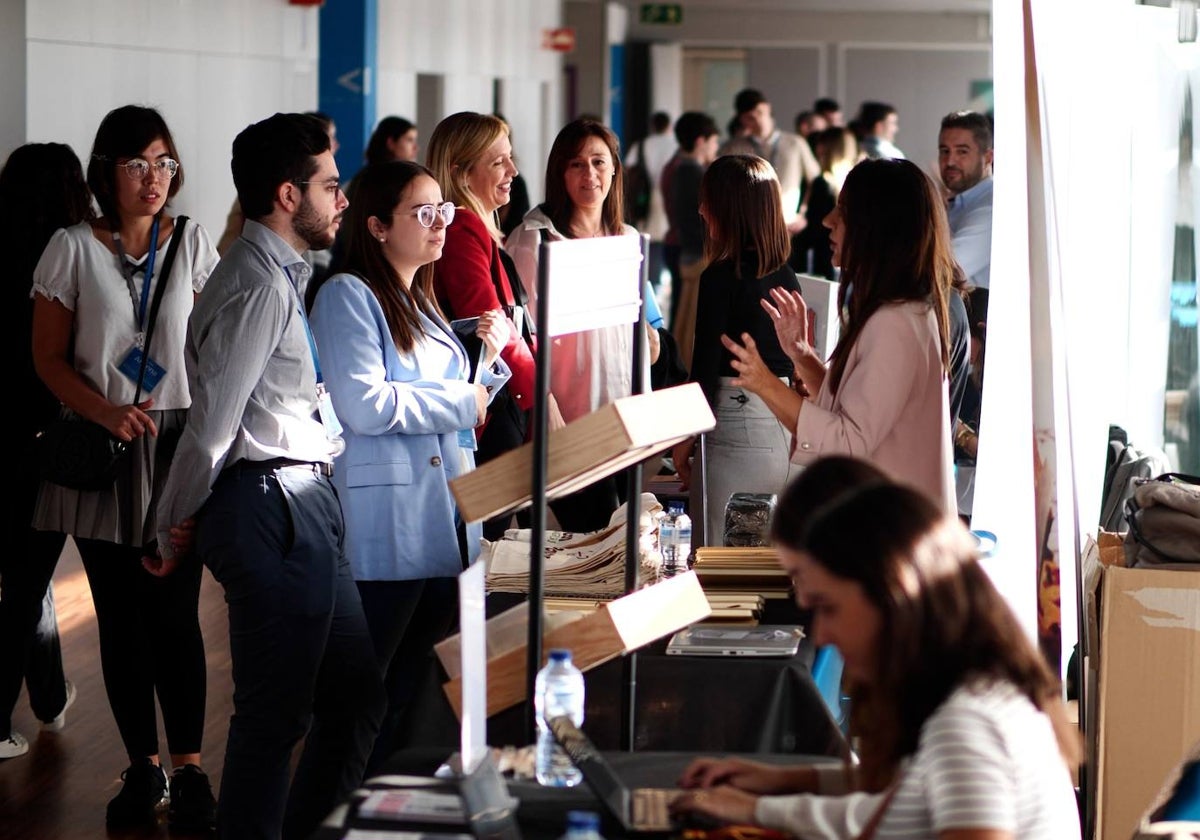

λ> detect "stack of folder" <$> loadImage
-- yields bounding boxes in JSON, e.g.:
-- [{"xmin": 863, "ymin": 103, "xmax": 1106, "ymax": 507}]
[{"xmin": 691, "ymin": 547, "xmax": 793, "ymax": 623}]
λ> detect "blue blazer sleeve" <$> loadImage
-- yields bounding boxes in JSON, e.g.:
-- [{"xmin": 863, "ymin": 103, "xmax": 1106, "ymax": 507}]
[{"xmin": 311, "ymin": 274, "xmax": 480, "ymax": 437}]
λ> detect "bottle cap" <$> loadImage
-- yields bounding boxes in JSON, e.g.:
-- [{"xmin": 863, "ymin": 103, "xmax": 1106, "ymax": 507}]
[
  {"xmin": 567, "ymin": 810, "xmax": 601, "ymax": 830},
  {"xmin": 548, "ymin": 649, "xmax": 572, "ymax": 663},
  {"xmin": 668, "ymin": 501, "xmax": 685, "ymax": 514}
]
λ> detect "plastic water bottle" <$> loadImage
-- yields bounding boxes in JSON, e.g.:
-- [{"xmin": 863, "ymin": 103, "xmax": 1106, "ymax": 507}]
[
  {"xmin": 674, "ymin": 506, "xmax": 692, "ymax": 571},
  {"xmin": 660, "ymin": 506, "xmax": 679, "ymax": 576},
  {"xmin": 534, "ymin": 649, "xmax": 585, "ymax": 787},
  {"xmin": 559, "ymin": 810, "xmax": 604, "ymax": 840}
]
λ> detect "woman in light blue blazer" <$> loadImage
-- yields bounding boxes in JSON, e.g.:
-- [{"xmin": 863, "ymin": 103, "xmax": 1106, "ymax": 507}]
[{"xmin": 309, "ymin": 161, "xmax": 510, "ymax": 767}]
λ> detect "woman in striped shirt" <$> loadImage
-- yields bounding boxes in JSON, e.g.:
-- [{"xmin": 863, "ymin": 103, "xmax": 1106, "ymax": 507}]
[{"xmin": 673, "ymin": 478, "xmax": 1081, "ymax": 840}]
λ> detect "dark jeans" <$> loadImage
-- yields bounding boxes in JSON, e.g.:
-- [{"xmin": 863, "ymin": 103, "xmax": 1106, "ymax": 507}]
[
  {"xmin": 75, "ymin": 537, "xmax": 206, "ymax": 759},
  {"xmin": 198, "ymin": 461, "xmax": 385, "ymax": 840},
  {"xmin": 356, "ymin": 577, "xmax": 459, "ymax": 773},
  {"xmin": 0, "ymin": 506, "xmax": 68, "ymax": 738}
]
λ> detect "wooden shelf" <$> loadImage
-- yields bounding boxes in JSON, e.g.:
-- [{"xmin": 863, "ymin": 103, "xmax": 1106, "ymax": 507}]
[{"xmin": 449, "ymin": 383, "xmax": 715, "ymax": 524}]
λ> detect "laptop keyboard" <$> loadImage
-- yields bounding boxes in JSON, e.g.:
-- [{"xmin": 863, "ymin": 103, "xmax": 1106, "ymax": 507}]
[{"xmin": 631, "ymin": 788, "xmax": 678, "ymax": 830}]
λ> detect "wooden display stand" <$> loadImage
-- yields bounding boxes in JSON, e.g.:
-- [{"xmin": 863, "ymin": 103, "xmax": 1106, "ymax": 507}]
[
  {"xmin": 436, "ymin": 571, "xmax": 711, "ymax": 718},
  {"xmin": 447, "ymin": 233, "xmax": 716, "ymax": 748}
]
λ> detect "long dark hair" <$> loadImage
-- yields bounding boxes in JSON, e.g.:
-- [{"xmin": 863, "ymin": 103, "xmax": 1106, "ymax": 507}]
[
  {"xmin": 700, "ymin": 155, "xmax": 790, "ymax": 280},
  {"xmin": 86, "ymin": 105, "xmax": 183, "ymax": 225},
  {"xmin": 541, "ymin": 119, "xmax": 625, "ymax": 238},
  {"xmin": 828, "ymin": 158, "xmax": 953, "ymax": 394},
  {"xmin": 1, "ymin": 143, "xmax": 95, "ymax": 282},
  {"xmin": 365, "ymin": 116, "xmax": 416, "ymax": 165},
  {"xmin": 336, "ymin": 161, "xmax": 444, "ymax": 353},
  {"xmin": 794, "ymin": 483, "xmax": 1081, "ymax": 791}
]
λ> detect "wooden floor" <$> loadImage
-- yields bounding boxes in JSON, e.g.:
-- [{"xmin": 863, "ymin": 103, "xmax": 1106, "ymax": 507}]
[{"xmin": 0, "ymin": 540, "xmax": 234, "ymax": 840}]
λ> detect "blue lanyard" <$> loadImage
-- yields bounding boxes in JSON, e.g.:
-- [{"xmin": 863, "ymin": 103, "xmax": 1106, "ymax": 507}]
[
  {"xmin": 283, "ymin": 265, "xmax": 324, "ymax": 385},
  {"xmin": 113, "ymin": 216, "xmax": 160, "ymax": 330}
]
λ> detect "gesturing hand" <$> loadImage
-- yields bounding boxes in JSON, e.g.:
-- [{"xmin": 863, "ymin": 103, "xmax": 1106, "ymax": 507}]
[
  {"xmin": 761, "ymin": 288, "xmax": 818, "ymax": 368},
  {"xmin": 721, "ymin": 333, "xmax": 775, "ymax": 397}
]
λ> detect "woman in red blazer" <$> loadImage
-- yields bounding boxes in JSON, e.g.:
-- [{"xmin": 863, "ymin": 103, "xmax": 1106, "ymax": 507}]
[{"xmin": 427, "ymin": 112, "xmax": 565, "ymax": 538}]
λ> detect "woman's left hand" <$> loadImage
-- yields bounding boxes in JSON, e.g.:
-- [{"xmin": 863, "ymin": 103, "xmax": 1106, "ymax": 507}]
[
  {"xmin": 476, "ymin": 309, "xmax": 510, "ymax": 368},
  {"xmin": 670, "ymin": 786, "xmax": 759, "ymax": 825},
  {"xmin": 721, "ymin": 333, "xmax": 775, "ymax": 397}
]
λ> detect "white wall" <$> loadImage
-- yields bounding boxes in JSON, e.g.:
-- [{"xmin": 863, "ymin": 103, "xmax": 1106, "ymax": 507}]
[
  {"xmin": 0, "ymin": 1, "xmax": 25, "ymax": 160},
  {"xmin": 376, "ymin": 0, "xmax": 563, "ymax": 209},
  {"xmin": 22, "ymin": 0, "xmax": 319, "ymax": 239}
]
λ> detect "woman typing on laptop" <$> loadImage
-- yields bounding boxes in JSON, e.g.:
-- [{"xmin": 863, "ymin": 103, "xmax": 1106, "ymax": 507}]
[{"xmin": 671, "ymin": 473, "xmax": 1081, "ymax": 840}]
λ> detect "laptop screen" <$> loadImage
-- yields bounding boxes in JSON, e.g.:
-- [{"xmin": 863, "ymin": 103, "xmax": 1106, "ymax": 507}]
[{"xmin": 548, "ymin": 715, "xmax": 632, "ymax": 828}]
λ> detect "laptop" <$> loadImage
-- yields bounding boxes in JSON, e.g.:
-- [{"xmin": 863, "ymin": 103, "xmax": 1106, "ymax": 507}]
[
  {"xmin": 665, "ymin": 624, "xmax": 803, "ymax": 657},
  {"xmin": 548, "ymin": 715, "xmax": 681, "ymax": 833}
]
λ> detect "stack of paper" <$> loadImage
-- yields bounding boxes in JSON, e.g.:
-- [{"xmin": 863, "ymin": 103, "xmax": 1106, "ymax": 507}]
[
  {"xmin": 704, "ymin": 591, "xmax": 766, "ymax": 624},
  {"xmin": 484, "ymin": 493, "xmax": 664, "ymax": 598}
]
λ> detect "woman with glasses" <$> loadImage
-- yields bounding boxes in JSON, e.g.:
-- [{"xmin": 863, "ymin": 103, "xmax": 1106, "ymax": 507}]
[
  {"xmin": 309, "ymin": 161, "xmax": 510, "ymax": 769},
  {"xmin": 29, "ymin": 105, "xmax": 217, "ymax": 830},
  {"xmin": 427, "ymin": 112, "xmax": 563, "ymax": 538}
]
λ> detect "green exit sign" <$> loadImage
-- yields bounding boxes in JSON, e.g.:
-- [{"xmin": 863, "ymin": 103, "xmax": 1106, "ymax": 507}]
[{"xmin": 640, "ymin": 3, "xmax": 683, "ymax": 24}]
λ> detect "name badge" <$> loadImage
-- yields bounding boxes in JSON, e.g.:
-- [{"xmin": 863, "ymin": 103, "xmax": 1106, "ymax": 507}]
[
  {"xmin": 457, "ymin": 428, "xmax": 478, "ymax": 451},
  {"xmin": 117, "ymin": 344, "xmax": 167, "ymax": 392},
  {"xmin": 316, "ymin": 384, "xmax": 343, "ymax": 439}
]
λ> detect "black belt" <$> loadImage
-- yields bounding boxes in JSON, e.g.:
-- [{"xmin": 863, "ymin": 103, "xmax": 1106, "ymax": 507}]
[{"xmin": 230, "ymin": 457, "xmax": 334, "ymax": 478}]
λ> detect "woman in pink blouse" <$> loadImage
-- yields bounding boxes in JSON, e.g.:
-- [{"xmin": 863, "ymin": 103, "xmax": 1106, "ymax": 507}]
[{"xmin": 721, "ymin": 158, "xmax": 955, "ymax": 512}]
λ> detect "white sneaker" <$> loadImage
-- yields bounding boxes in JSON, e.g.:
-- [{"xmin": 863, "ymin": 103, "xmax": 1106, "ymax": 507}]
[
  {"xmin": 0, "ymin": 732, "xmax": 29, "ymax": 759},
  {"xmin": 42, "ymin": 679, "xmax": 77, "ymax": 733}
]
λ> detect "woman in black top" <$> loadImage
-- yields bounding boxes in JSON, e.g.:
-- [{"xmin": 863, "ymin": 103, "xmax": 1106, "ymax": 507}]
[{"xmin": 673, "ymin": 155, "xmax": 804, "ymax": 546}]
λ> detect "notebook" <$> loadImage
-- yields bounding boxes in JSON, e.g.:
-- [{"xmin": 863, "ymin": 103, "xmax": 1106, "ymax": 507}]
[
  {"xmin": 664, "ymin": 624, "xmax": 803, "ymax": 657},
  {"xmin": 548, "ymin": 715, "xmax": 681, "ymax": 833}
]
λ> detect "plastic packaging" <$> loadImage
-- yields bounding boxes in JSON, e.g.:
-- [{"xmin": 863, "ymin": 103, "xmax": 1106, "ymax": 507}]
[
  {"xmin": 534, "ymin": 649, "xmax": 585, "ymax": 787},
  {"xmin": 723, "ymin": 492, "xmax": 777, "ymax": 547}
]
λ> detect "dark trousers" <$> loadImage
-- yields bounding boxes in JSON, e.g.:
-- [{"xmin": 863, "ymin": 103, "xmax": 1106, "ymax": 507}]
[
  {"xmin": 356, "ymin": 577, "xmax": 459, "ymax": 773},
  {"xmin": 76, "ymin": 537, "xmax": 207, "ymax": 759},
  {"xmin": 0, "ymin": 497, "xmax": 68, "ymax": 737},
  {"xmin": 198, "ymin": 462, "xmax": 385, "ymax": 840}
]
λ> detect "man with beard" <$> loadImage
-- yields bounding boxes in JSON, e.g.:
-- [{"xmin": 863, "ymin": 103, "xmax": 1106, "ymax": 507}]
[
  {"xmin": 939, "ymin": 110, "xmax": 994, "ymax": 290},
  {"xmin": 152, "ymin": 112, "xmax": 384, "ymax": 840}
]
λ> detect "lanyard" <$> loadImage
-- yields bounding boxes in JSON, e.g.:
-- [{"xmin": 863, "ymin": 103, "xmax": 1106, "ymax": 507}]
[
  {"xmin": 113, "ymin": 216, "xmax": 161, "ymax": 331},
  {"xmin": 282, "ymin": 264, "xmax": 325, "ymax": 385}
]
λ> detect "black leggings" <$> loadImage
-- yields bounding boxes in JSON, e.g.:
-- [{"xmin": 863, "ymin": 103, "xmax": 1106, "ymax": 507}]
[{"xmin": 75, "ymin": 537, "xmax": 206, "ymax": 760}]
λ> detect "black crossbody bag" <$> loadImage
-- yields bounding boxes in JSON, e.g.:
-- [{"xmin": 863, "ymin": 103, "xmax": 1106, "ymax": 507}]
[{"xmin": 38, "ymin": 217, "xmax": 188, "ymax": 491}]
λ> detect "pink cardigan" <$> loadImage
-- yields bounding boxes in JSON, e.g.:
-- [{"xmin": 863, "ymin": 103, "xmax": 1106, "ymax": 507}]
[{"xmin": 792, "ymin": 300, "xmax": 955, "ymax": 513}]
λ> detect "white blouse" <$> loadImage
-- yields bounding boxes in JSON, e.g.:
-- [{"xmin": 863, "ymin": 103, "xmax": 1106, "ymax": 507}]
[{"xmin": 32, "ymin": 220, "xmax": 217, "ymax": 411}]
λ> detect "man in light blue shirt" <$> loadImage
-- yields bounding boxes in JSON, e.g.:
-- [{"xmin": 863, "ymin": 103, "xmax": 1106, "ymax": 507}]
[
  {"xmin": 939, "ymin": 111, "xmax": 994, "ymax": 290},
  {"xmin": 154, "ymin": 113, "xmax": 385, "ymax": 840}
]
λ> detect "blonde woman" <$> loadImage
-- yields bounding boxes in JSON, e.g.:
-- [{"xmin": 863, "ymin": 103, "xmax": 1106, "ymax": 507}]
[{"xmin": 427, "ymin": 113, "xmax": 563, "ymax": 536}]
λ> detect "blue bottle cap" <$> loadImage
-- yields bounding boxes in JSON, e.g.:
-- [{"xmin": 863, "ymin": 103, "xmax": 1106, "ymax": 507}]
[
  {"xmin": 549, "ymin": 649, "xmax": 572, "ymax": 662},
  {"xmin": 567, "ymin": 810, "xmax": 601, "ymax": 830}
]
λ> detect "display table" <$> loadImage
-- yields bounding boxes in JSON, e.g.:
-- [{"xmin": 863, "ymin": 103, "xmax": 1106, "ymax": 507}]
[
  {"xmin": 313, "ymin": 750, "xmax": 841, "ymax": 840},
  {"xmin": 395, "ymin": 595, "xmax": 847, "ymax": 759}
]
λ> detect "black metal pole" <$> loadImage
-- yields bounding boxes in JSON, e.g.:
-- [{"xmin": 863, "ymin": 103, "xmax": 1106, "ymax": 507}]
[
  {"xmin": 619, "ymin": 234, "xmax": 651, "ymax": 752},
  {"xmin": 526, "ymin": 240, "xmax": 553, "ymax": 746}
]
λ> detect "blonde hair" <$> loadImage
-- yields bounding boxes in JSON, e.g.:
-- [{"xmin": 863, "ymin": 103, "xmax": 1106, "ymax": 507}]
[{"xmin": 425, "ymin": 112, "xmax": 509, "ymax": 241}]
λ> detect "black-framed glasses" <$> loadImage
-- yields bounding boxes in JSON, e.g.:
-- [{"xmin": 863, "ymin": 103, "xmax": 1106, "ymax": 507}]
[
  {"xmin": 117, "ymin": 157, "xmax": 179, "ymax": 180},
  {"xmin": 406, "ymin": 202, "xmax": 455, "ymax": 228},
  {"xmin": 293, "ymin": 178, "xmax": 344, "ymax": 197}
]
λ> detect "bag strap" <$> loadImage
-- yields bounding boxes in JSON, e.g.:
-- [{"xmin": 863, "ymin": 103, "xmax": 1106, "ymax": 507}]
[{"xmin": 132, "ymin": 216, "xmax": 188, "ymax": 405}]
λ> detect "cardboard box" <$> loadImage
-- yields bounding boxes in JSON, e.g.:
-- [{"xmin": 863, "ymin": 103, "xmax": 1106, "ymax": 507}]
[
  {"xmin": 435, "ymin": 571, "xmax": 711, "ymax": 719},
  {"xmin": 1096, "ymin": 566, "xmax": 1200, "ymax": 840}
]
